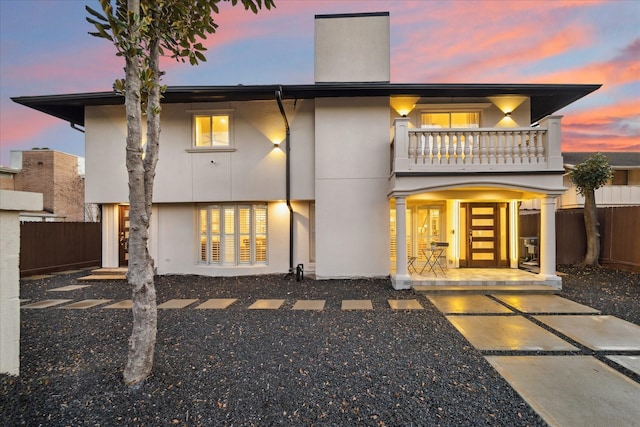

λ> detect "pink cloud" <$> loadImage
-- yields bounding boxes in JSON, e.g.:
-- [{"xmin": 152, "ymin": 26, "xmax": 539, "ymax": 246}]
[
  {"xmin": 562, "ymin": 100, "xmax": 640, "ymax": 151},
  {"xmin": 0, "ymin": 107, "xmax": 60, "ymax": 146}
]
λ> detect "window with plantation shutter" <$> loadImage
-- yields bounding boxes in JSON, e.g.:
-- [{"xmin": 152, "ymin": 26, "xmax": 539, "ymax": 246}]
[
  {"xmin": 255, "ymin": 206, "xmax": 267, "ymax": 263},
  {"xmin": 197, "ymin": 204, "xmax": 267, "ymax": 266}
]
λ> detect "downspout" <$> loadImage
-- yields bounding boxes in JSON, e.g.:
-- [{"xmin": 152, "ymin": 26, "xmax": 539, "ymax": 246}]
[
  {"xmin": 276, "ymin": 87, "xmax": 294, "ymax": 274},
  {"xmin": 70, "ymin": 123, "xmax": 85, "ymax": 133}
]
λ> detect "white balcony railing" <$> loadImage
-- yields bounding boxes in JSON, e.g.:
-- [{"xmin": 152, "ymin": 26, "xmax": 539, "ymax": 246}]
[{"xmin": 391, "ymin": 116, "xmax": 563, "ymax": 173}]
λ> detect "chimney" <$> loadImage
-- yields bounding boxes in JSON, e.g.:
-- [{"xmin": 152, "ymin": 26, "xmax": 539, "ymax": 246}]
[{"xmin": 314, "ymin": 12, "xmax": 390, "ymax": 83}]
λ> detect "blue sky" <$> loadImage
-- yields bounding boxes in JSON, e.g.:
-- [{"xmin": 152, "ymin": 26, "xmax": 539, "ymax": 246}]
[{"xmin": 1, "ymin": 0, "xmax": 638, "ymax": 166}]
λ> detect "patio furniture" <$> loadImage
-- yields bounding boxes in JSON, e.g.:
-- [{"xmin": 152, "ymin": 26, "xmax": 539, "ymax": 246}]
[
  {"xmin": 420, "ymin": 242, "xmax": 448, "ymax": 275},
  {"xmin": 408, "ymin": 256, "xmax": 418, "ymax": 274}
]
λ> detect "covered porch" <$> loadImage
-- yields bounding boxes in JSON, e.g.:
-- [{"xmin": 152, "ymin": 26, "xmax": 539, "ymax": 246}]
[{"xmin": 387, "ymin": 113, "xmax": 566, "ymax": 290}]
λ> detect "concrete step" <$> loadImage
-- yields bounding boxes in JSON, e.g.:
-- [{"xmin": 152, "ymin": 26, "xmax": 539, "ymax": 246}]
[
  {"xmin": 77, "ymin": 268, "xmax": 127, "ymax": 281},
  {"xmin": 91, "ymin": 268, "xmax": 127, "ymax": 275},
  {"xmin": 413, "ymin": 284, "xmax": 560, "ymax": 295},
  {"xmin": 78, "ymin": 274, "xmax": 126, "ymax": 281}
]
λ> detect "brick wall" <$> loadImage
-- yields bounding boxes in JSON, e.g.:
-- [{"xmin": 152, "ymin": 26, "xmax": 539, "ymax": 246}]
[{"xmin": 13, "ymin": 150, "xmax": 85, "ymax": 221}]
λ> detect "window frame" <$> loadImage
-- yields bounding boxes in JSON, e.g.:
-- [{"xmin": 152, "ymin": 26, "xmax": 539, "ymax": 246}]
[
  {"xmin": 188, "ymin": 109, "xmax": 235, "ymax": 152},
  {"xmin": 198, "ymin": 204, "xmax": 268, "ymax": 266}
]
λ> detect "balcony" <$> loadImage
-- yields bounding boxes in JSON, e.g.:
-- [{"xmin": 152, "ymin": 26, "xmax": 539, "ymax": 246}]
[{"xmin": 391, "ymin": 116, "xmax": 563, "ymax": 174}]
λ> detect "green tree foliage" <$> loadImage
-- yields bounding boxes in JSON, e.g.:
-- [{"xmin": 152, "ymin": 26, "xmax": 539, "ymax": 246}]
[
  {"xmin": 568, "ymin": 152, "xmax": 614, "ymax": 266},
  {"xmin": 569, "ymin": 152, "xmax": 614, "ymax": 196},
  {"xmin": 86, "ymin": 0, "xmax": 274, "ymax": 386}
]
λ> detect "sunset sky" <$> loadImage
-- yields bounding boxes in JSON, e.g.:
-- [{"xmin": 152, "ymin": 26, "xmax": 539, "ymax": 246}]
[{"xmin": 1, "ymin": 0, "xmax": 638, "ymax": 166}]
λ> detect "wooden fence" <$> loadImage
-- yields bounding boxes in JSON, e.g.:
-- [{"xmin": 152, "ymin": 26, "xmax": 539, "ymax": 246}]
[
  {"xmin": 520, "ymin": 206, "xmax": 640, "ymax": 271},
  {"xmin": 20, "ymin": 222, "xmax": 101, "ymax": 277}
]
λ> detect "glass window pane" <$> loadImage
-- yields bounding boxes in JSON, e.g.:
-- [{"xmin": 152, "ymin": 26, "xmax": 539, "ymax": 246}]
[
  {"xmin": 255, "ymin": 236, "xmax": 267, "ymax": 262},
  {"xmin": 239, "ymin": 207, "xmax": 250, "ymax": 234},
  {"xmin": 211, "ymin": 236, "xmax": 220, "ymax": 262},
  {"xmin": 224, "ymin": 207, "xmax": 235, "ymax": 234},
  {"xmin": 210, "ymin": 208, "xmax": 220, "ymax": 234},
  {"xmin": 472, "ymin": 219, "xmax": 494, "ymax": 227},
  {"xmin": 200, "ymin": 236, "xmax": 207, "ymax": 262},
  {"xmin": 472, "ymin": 229, "xmax": 494, "ymax": 238},
  {"xmin": 239, "ymin": 236, "xmax": 250, "ymax": 263},
  {"xmin": 255, "ymin": 207, "xmax": 267, "ymax": 234},
  {"xmin": 472, "ymin": 207, "xmax": 493, "ymax": 215},
  {"xmin": 451, "ymin": 112, "xmax": 479, "ymax": 128},
  {"xmin": 472, "ymin": 241, "xmax": 494, "ymax": 249},
  {"xmin": 421, "ymin": 113, "xmax": 449, "ymax": 128},
  {"xmin": 195, "ymin": 116, "xmax": 211, "ymax": 147},
  {"xmin": 472, "ymin": 253, "xmax": 494, "ymax": 260},
  {"xmin": 212, "ymin": 115, "xmax": 229, "ymax": 146}
]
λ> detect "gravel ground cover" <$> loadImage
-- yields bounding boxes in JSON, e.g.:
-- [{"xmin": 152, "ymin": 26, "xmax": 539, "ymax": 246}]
[{"xmin": 1, "ymin": 266, "xmax": 638, "ymax": 426}]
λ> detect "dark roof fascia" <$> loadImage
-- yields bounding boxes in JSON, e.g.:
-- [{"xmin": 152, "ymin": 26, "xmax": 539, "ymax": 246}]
[
  {"xmin": 315, "ymin": 12, "xmax": 389, "ymax": 19},
  {"xmin": 12, "ymin": 83, "xmax": 601, "ymax": 127}
]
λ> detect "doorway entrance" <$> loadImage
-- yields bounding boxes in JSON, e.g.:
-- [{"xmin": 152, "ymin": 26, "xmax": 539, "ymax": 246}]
[
  {"xmin": 462, "ymin": 202, "xmax": 508, "ymax": 268},
  {"xmin": 118, "ymin": 205, "xmax": 129, "ymax": 267}
]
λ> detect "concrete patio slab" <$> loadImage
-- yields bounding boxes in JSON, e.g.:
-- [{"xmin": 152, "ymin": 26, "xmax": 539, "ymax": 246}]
[
  {"xmin": 494, "ymin": 294, "xmax": 600, "ymax": 314},
  {"xmin": 195, "ymin": 298, "xmax": 238, "ymax": 309},
  {"xmin": 47, "ymin": 285, "xmax": 91, "ymax": 292},
  {"xmin": 446, "ymin": 315, "xmax": 579, "ymax": 351},
  {"xmin": 607, "ymin": 355, "xmax": 640, "ymax": 376},
  {"xmin": 341, "ymin": 300, "xmax": 373, "ymax": 310},
  {"xmin": 248, "ymin": 299, "xmax": 285, "ymax": 310},
  {"xmin": 486, "ymin": 356, "xmax": 640, "ymax": 427},
  {"xmin": 104, "ymin": 300, "xmax": 133, "ymax": 309},
  {"xmin": 60, "ymin": 299, "xmax": 112, "ymax": 309},
  {"xmin": 535, "ymin": 315, "xmax": 640, "ymax": 351},
  {"xmin": 158, "ymin": 299, "xmax": 199, "ymax": 309},
  {"xmin": 388, "ymin": 299, "xmax": 424, "ymax": 310},
  {"xmin": 21, "ymin": 299, "xmax": 72, "ymax": 309},
  {"xmin": 427, "ymin": 295, "xmax": 513, "ymax": 314},
  {"xmin": 292, "ymin": 300, "xmax": 326, "ymax": 310}
]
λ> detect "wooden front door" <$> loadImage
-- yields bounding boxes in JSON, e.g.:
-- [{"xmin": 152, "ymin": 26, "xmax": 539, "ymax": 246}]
[
  {"xmin": 467, "ymin": 203, "xmax": 500, "ymax": 267},
  {"xmin": 118, "ymin": 205, "xmax": 130, "ymax": 267}
]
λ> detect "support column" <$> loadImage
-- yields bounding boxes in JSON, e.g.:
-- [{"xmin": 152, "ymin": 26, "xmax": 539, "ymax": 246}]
[
  {"xmin": 538, "ymin": 195, "xmax": 562, "ymax": 288},
  {"xmin": 391, "ymin": 196, "xmax": 411, "ymax": 290}
]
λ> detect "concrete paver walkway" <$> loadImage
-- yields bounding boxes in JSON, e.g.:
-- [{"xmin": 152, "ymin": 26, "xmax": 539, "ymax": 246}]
[
  {"xmin": 430, "ymin": 294, "xmax": 640, "ymax": 427},
  {"xmin": 486, "ymin": 356, "xmax": 640, "ymax": 427}
]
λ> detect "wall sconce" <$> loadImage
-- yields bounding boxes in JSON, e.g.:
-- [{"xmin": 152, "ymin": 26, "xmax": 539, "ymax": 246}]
[
  {"xmin": 273, "ymin": 141, "xmax": 280, "ymax": 148},
  {"xmin": 504, "ymin": 111, "xmax": 512, "ymax": 117},
  {"xmin": 390, "ymin": 96, "xmax": 420, "ymax": 118}
]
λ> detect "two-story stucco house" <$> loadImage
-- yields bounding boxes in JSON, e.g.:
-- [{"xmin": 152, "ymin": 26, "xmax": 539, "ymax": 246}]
[{"xmin": 13, "ymin": 12, "xmax": 599, "ymax": 289}]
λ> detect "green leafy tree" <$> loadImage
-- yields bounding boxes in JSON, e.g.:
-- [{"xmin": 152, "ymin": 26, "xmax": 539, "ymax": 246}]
[
  {"xmin": 86, "ymin": 0, "xmax": 274, "ymax": 386},
  {"xmin": 568, "ymin": 152, "xmax": 614, "ymax": 267}
]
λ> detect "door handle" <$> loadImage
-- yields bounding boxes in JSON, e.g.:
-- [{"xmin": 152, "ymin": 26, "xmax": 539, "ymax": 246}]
[{"xmin": 469, "ymin": 229, "xmax": 473, "ymax": 243}]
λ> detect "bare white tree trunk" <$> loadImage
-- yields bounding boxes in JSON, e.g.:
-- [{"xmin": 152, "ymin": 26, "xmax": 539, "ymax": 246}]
[{"xmin": 123, "ymin": 0, "xmax": 158, "ymax": 386}]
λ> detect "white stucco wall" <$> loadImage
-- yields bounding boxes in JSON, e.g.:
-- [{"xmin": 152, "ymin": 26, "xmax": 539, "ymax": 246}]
[
  {"xmin": 0, "ymin": 190, "xmax": 42, "ymax": 376},
  {"xmin": 85, "ymin": 99, "xmax": 315, "ymax": 205},
  {"xmin": 314, "ymin": 97, "xmax": 391, "ymax": 278}
]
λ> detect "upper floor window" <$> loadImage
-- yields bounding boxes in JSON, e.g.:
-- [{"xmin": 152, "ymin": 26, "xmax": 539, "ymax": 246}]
[
  {"xmin": 421, "ymin": 112, "xmax": 480, "ymax": 129},
  {"xmin": 194, "ymin": 113, "xmax": 231, "ymax": 148}
]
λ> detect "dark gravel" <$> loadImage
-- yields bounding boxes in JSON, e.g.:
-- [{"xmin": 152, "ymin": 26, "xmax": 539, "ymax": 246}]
[{"xmin": 1, "ymin": 266, "xmax": 638, "ymax": 426}]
